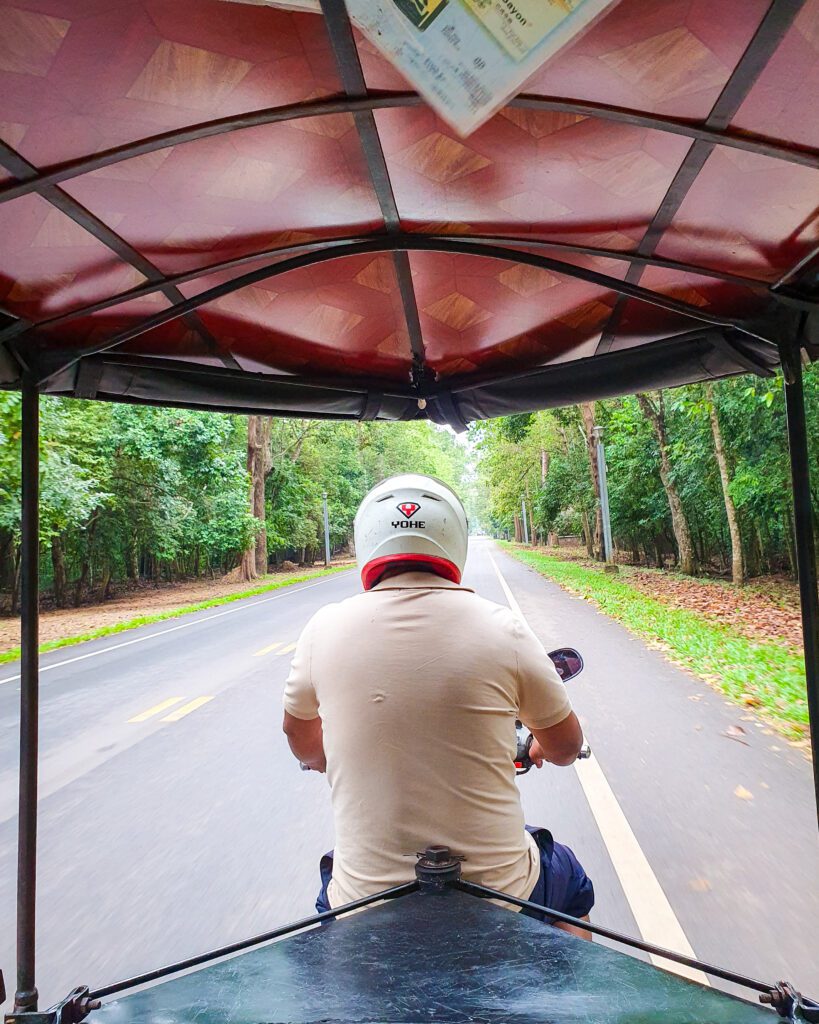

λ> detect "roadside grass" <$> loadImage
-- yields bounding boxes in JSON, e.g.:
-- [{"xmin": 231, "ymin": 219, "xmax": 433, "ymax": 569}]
[
  {"xmin": 500, "ymin": 543, "xmax": 808, "ymax": 740},
  {"xmin": 0, "ymin": 565, "xmax": 350, "ymax": 666}
]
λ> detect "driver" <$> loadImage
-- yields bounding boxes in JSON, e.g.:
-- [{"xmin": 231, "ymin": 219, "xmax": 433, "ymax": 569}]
[{"xmin": 282, "ymin": 474, "xmax": 594, "ymax": 936}]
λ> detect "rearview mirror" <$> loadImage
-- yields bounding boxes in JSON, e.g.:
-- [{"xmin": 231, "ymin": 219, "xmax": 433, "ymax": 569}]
[{"xmin": 548, "ymin": 648, "xmax": 584, "ymax": 682}]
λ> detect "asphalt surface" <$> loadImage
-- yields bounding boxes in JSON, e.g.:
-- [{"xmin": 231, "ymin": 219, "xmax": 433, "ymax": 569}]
[{"xmin": 0, "ymin": 540, "xmax": 817, "ymax": 1009}]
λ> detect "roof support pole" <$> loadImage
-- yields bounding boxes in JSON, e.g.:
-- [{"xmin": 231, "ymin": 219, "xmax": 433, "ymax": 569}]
[
  {"xmin": 14, "ymin": 378, "xmax": 40, "ymax": 1012},
  {"xmin": 780, "ymin": 342, "xmax": 819, "ymax": 829}
]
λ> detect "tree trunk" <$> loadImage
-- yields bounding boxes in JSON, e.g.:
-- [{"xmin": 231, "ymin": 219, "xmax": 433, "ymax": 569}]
[
  {"xmin": 75, "ymin": 516, "xmax": 97, "ymax": 606},
  {"xmin": 783, "ymin": 508, "xmax": 797, "ymax": 579},
  {"xmin": 10, "ymin": 544, "xmax": 21, "ymax": 616},
  {"xmin": 580, "ymin": 509, "xmax": 594, "ymax": 558},
  {"xmin": 705, "ymin": 383, "xmax": 744, "ymax": 585},
  {"xmin": 98, "ymin": 564, "xmax": 112, "ymax": 601},
  {"xmin": 579, "ymin": 403, "xmax": 604, "ymax": 560},
  {"xmin": 540, "ymin": 449, "xmax": 550, "ymax": 485},
  {"xmin": 637, "ymin": 392, "xmax": 696, "ymax": 575},
  {"xmin": 51, "ymin": 534, "xmax": 68, "ymax": 608},
  {"xmin": 0, "ymin": 533, "xmax": 12, "ymax": 594},
  {"xmin": 513, "ymin": 515, "xmax": 522, "ymax": 542},
  {"xmin": 241, "ymin": 416, "xmax": 273, "ymax": 582},
  {"xmin": 126, "ymin": 537, "xmax": 138, "ymax": 581}
]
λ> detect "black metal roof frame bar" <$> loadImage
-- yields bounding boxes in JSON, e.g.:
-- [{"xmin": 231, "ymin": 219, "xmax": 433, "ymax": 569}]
[
  {"xmin": 2, "ymin": 230, "xmax": 766, "ymax": 350},
  {"xmin": 0, "ymin": 142, "xmax": 239, "ymax": 373},
  {"xmin": 780, "ymin": 341, "xmax": 819, "ymax": 826},
  {"xmin": 13, "ymin": 379, "xmax": 39, "ymax": 1014},
  {"xmin": 318, "ymin": 0, "xmax": 428, "ymax": 388},
  {"xmin": 595, "ymin": 0, "xmax": 807, "ymax": 355},
  {"xmin": 89, "ymin": 880, "xmax": 419, "ymax": 1001},
  {"xmin": 773, "ymin": 242, "xmax": 819, "ymax": 293},
  {"xmin": 0, "ymin": 235, "xmax": 379, "ymax": 345},
  {"xmin": 455, "ymin": 880, "xmax": 777, "ymax": 996},
  {"xmin": 0, "ymin": 88, "xmax": 815, "ymax": 211},
  {"xmin": 32, "ymin": 235, "xmax": 777, "ymax": 389}
]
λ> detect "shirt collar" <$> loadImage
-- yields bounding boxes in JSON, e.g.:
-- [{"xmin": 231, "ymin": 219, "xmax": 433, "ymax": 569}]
[{"xmin": 369, "ymin": 571, "xmax": 473, "ymax": 593}]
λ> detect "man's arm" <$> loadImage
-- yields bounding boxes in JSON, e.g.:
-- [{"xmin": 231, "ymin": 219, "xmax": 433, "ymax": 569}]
[
  {"xmin": 513, "ymin": 610, "xmax": 583, "ymax": 767},
  {"xmin": 528, "ymin": 711, "xmax": 583, "ymax": 768},
  {"xmin": 283, "ymin": 712, "xmax": 326, "ymax": 772}
]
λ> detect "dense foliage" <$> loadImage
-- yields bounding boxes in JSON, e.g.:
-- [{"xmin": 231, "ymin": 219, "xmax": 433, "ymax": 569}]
[
  {"xmin": 1, "ymin": 365, "xmax": 815, "ymax": 611},
  {"xmin": 0, "ymin": 398, "xmax": 466, "ymax": 611},
  {"xmin": 472, "ymin": 368, "xmax": 819, "ymax": 581}
]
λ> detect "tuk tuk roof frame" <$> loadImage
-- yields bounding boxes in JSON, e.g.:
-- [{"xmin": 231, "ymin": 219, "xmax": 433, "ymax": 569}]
[{"xmin": 1, "ymin": 0, "xmax": 817, "ymax": 1017}]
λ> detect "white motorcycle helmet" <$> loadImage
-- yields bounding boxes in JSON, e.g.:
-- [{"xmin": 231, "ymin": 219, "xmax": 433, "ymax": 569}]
[{"xmin": 354, "ymin": 474, "xmax": 468, "ymax": 590}]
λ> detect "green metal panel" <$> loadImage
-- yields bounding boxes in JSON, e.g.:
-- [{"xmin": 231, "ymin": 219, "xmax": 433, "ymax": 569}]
[{"xmin": 91, "ymin": 889, "xmax": 775, "ymax": 1024}]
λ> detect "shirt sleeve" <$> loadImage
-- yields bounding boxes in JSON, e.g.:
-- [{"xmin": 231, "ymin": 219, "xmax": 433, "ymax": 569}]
[
  {"xmin": 282, "ymin": 614, "xmax": 320, "ymax": 720},
  {"xmin": 511, "ymin": 614, "xmax": 573, "ymax": 730}
]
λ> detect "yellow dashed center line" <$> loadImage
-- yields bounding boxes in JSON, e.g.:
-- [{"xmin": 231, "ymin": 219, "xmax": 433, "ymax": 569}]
[
  {"xmin": 276, "ymin": 642, "xmax": 297, "ymax": 656},
  {"xmin": 161, "ymin": 696, "xmax": 215, "ymax": 722},
  {"xmin": 128, "ymin": 697, "xmax": 184, "ymax": 723},
  {"xmin": 254, "ymin": 641, "xmax": 283, "ymax": 657}
]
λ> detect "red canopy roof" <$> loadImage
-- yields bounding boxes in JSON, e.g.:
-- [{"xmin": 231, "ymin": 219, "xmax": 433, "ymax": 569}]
[{"xmin": 0, "ymin": 0, "xmax": 816, "ymax": 426}]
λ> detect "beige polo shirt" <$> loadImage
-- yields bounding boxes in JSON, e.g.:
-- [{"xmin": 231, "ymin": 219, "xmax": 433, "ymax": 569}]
[{"xmin": 283, "ymin": 571, "xmax": 572, "ymax": 908}]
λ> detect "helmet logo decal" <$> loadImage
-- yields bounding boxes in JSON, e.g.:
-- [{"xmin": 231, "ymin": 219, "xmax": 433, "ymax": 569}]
[{"xmin": 397, "ymin": 501, "xmax": 420, "ymax": 519}]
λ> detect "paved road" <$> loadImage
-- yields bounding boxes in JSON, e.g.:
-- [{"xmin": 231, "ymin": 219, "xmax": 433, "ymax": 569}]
[{"xmin": 0, "ymin": 540, "xmax": 817, "ymax": 1008}]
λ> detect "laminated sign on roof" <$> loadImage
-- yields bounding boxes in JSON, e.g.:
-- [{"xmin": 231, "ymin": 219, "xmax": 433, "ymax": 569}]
[{"xmin": 348, "ymin": 0, "xmax": 623, "ymax": 135}]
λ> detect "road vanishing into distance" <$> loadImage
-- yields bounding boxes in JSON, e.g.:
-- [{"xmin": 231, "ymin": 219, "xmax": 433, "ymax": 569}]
[{"xmin": 1, "ymin": 539, "xmax": 817, "ymax": 1008}]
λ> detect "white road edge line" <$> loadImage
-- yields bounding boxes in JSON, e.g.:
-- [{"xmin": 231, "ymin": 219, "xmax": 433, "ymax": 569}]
[
  {"xmin": 0, "ymin": 572, "xmax": 352, "ymax": 687},
  {"xmin": 488, "ymin": 549, "xmax": 708, "ymax": 986}
]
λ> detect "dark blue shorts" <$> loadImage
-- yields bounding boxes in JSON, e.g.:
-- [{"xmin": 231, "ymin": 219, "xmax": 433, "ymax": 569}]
[
  {"xmin": 315, "ymin": 826, "xmax": 594, "ymax": 921},
  {"xmin": 521, "ymin": 825, "xmax": 595, "ymax": 922}
]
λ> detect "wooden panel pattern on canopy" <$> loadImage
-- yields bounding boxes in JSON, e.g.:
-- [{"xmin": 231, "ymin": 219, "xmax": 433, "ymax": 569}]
[{"xmin": 0, "ymin": 0, "xmax": 813, "ymax": 424}]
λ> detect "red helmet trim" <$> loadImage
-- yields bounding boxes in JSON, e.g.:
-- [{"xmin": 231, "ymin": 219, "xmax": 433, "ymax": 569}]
[{"xmin": 361, "ymin": 554, "xmax": 462, "ymax": 591}]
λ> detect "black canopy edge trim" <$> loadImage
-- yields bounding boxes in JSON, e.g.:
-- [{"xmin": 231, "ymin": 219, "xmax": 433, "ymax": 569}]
[
  {"xmin": 64, "ymin": 353, "xmax": 416, "ymax": 400},
  {"xmin": 0, "ymin": 89, "xmax": 815, "ymax": 210},
  {"xmin": 360, "ymin": 391, "xmax": 383, "ymax": 420},
  {"xmin": 448, "ymin": 328, "xmax": 777, "ymax": 395},
  {"xmin": 455, "ymin": 333, "xmax": 780, "ymax": 422},
  {"xmin": 52, "ymin": 389, "xmax": 400, "ymax": 423},
  {"xmin": 38, "ymin": 356, "xmax": 422, "ymax": 422},
  {"xmin": 0, "ymin": 142, "xmax": 239, "ymax": 371},
  {"xmin": 0, "ymin": 232, "xmax": 769, "ymax": 348},
  {"xmin": 432, "ymin": 391, "xmax": 469, "ymax": 433},
  {"xmin": 26, "ymin": 331, "xmax": 779, "ymax": 426},
  {"xmin": 28, "ymin": 236, "xmax": 778, "ymax": 390},
  {"xmin": 595, "ymin": 0, "xmax": 807, "ymax": 356}
]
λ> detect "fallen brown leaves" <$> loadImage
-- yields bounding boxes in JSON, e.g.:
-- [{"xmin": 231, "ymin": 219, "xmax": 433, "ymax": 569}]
[
  {"xmin": 615, "ymin": 569, "xmax": 802, "ymax": 649},
  {"xmin": 529, "ymin": 544, "xmax": 804, "ymax": 649}
]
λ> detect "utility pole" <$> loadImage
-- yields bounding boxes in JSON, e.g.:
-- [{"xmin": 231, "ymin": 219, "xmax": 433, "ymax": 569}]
[
  {"xmin": 593, "ymin": 426, "xmax": 613, "ymax": 562},
  {"xmin": 322, "ymin": 492, "xmax": 331, "ymax": 567},
  {"xmin": 521, "ymin": 497, "xmax": 530, "ymax": 545}
]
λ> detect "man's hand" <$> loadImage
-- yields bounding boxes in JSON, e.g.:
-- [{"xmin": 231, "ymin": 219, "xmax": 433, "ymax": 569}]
[
  {"xmin": 283, "ymin": 712, "xmax": 327, "ymax": 773},
  {"xmin": 528, "ymin": 736, "xmax": 546, "ymax": 769},
  {"xmin": 528, "ymin": 711, "xmax": 583, "ymax": 767}
]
